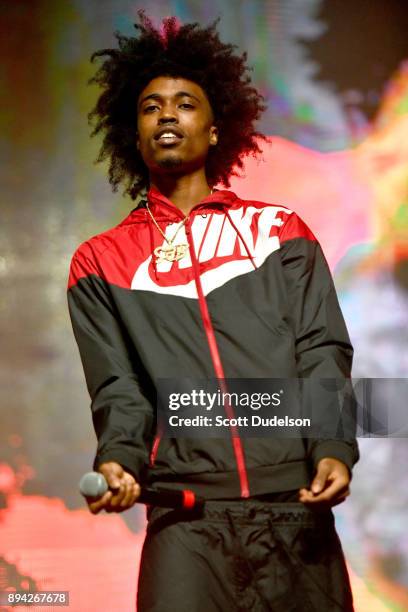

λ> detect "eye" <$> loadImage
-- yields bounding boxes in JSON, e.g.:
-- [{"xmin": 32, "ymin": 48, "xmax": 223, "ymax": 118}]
[
  {"xmin": 143, "ymin": 104, "xmax": 159, "ymax": 113},
  {"xmin": 180, "ymin": 103, "xmax": 194, "ymax": 109}
]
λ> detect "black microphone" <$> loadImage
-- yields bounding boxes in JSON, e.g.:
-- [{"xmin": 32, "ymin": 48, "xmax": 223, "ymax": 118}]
[{"xmin": 79, "ymin": 472, "xmax": 204, "ymax": 510}]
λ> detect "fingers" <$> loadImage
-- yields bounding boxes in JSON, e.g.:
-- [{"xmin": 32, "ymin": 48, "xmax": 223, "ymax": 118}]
[
  {"xmin": 310, "ymin": 460, "xmax": 331, "ymax": 495},
  {"xmin": 118, "ymin": 478, "xmax": 141, "ymax": 509},
  {"xmin": 109, "ymin": 473, "xmax": 140, "ymax": 511},
  {"xmin": 299, "ymin": 482, "xmax": 349, "ymax": 507},
  {"xmin": 299, "ymin": 457, "xmax": 351, "ymax": 508},
  {"xmin": 86, "ymin": 490, "xmax": 113, "ymax": 514},
  {"xmin": 85, "ymin": 461, "xmax": 141, "ymax": 514}
]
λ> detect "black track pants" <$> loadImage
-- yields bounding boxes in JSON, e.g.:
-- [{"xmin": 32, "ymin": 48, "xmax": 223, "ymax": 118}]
[{"xmin": 137, "ymin": 500, "xmax": 354, "ymax": 612}]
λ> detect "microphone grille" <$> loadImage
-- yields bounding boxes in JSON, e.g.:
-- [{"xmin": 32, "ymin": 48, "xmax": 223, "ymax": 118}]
[{"xmin": 79, "ymin": 472, "xmax": 108, "ymax": 497}]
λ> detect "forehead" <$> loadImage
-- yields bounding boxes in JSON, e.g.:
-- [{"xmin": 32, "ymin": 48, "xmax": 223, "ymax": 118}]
[{"xmin": 138, "ymin": 76, "xmax": 210, "ymax": 104}]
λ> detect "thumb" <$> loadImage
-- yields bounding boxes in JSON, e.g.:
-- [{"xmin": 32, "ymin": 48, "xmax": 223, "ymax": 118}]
[
  {"xmin": 98, "ymin": 462, "xmax": 124, "ymax": 489},
  {"xmin": 311, "ymin": 460, "xmax": 331, "ymax": 494}
]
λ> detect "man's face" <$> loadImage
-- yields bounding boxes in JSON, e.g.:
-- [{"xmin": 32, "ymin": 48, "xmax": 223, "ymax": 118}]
[{"xmin": 136, "ymin": 76, "xmax": 218, "ymax": 177}]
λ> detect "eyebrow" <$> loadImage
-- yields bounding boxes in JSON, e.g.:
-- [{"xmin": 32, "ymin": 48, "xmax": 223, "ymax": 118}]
[{"xmin": 138, "ymin": 91, "xmax": 201, "ymax": 108}]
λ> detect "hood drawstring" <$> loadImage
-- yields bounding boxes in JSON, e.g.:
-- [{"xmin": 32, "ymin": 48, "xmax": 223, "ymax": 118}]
[
  {"xmin": 149, "ymin": 217, "xmax": 159, "ymax": 280},
  {"xmin": 224, "ymin": 209, "xmax": 258, "ymax": 271},
  {"xmin": 141, "ymin": 199, "xmax": 159, "ymax": 280}
]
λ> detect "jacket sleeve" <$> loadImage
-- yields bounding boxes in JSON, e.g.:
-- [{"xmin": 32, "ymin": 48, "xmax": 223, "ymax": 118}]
[
  {"xmin": 278, "ymin": 212, "xmax": 359, "ymax": 474},
  {"xmin": 67, "ymin": 248, "xmax": 155, "ymax": 482}
]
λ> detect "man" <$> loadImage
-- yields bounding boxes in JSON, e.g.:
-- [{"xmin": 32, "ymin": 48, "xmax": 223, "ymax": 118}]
[{"xmin": 68, "ymin": 12, "xmax": 358, "ymax": 611}]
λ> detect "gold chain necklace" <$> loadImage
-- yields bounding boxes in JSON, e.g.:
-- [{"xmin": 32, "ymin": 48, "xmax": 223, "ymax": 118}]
[
  {"xmin": 145, "ymin": 189, "xmax": 213, "ymax": 264},
  {"xmin": 145, "ymin": 202, "xmax": 189, "ymax": 264}
]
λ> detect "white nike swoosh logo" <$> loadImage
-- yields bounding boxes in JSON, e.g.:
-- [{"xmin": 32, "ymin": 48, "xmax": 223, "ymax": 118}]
[{"xmin": 131, "ymin": 205, "xmax": 289, "ymax": 298}]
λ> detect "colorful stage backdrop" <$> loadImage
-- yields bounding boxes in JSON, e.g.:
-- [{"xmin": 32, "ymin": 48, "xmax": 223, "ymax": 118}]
[{"xmin": 1, "ymin": 1, "xmax": 407, "ymax": 610}]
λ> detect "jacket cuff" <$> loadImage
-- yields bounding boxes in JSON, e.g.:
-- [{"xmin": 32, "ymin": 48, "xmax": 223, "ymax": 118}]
[
  {"xmin": 310, "ymin": 440, "xmax": 358, "ymax": 476},
  {"xmin": 93, "ymin": 449, "xmax": 146, "ymax": 483}
]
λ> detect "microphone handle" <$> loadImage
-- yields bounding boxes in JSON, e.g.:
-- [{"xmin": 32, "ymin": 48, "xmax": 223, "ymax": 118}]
[{"xmin": 137, "ymin": 487, "xmax": 204, "ymax": 510}]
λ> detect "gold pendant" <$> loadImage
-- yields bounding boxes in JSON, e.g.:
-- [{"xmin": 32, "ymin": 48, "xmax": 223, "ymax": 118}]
[{"xmin": 154, "ymin": 243, "xmax": 189, "ymax": 263}]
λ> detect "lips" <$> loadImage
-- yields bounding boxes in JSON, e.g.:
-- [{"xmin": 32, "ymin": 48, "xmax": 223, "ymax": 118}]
[{"xmin": 154, "ymin": 126, "xmax": 184, "ymax": 143}]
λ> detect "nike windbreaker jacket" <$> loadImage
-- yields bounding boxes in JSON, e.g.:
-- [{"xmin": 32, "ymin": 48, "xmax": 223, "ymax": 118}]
[{"xmin": 67, "ymin": 186, "xmax": 359, "ymax": 499}]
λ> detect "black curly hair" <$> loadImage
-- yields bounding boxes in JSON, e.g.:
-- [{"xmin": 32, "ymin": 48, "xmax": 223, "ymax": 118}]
[{"xmin": 88, "ymin": 11, "xmax": 267, "ymax": 200}]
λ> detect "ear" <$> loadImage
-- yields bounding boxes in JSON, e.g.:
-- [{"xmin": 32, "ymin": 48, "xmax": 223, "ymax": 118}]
[
  {"xmin": 209, "ymin": 126, "xmax": 218, "ymax": 146},
  {"xmin": 136, "ymin": 134, "xmax": 140, "ymax": 150}
]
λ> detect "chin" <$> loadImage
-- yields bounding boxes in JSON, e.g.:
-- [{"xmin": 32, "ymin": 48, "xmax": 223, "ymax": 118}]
[{"xmin": 157, "ymin": 156, "xmax": 184, "ymax": 170}]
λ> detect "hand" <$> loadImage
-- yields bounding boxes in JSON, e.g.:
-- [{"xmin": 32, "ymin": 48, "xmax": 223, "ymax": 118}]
[
  {"xmin": 299, "ymin": 457, "xmax": 350, "ymax": 508},
  {"xmin": 85, "ymin": 461, "xmax": 141, "ymax": 514}
]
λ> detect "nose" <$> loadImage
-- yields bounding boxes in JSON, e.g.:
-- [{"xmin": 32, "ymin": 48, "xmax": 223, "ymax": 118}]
[
  {"xmin": 158, "ymin": 105, "xmax": 178, "ymax": 124},
  {"xmin": 158, "ymin": 115, "xmax": 178, "ymax": 125}
]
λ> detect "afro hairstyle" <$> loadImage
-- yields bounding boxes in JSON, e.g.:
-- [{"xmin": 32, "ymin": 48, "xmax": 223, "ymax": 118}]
[{"xmin": 88, "ymin": 11, "xmax": 267, "ymax": 199}]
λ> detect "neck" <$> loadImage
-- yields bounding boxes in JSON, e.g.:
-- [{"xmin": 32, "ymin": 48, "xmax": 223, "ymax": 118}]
[{"xmin": 149, "ymin": 169, "xmax": 212, "ymax": 215}]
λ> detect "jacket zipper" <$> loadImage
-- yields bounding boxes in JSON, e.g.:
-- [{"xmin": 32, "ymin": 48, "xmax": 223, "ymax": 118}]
[
  {"xmin": 184, "ymin": 215, "xmax": 250, "ymax": 498},
  {"xmin": 149, "ymin": 427, "xmax": 162, "ymax": 466}
]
